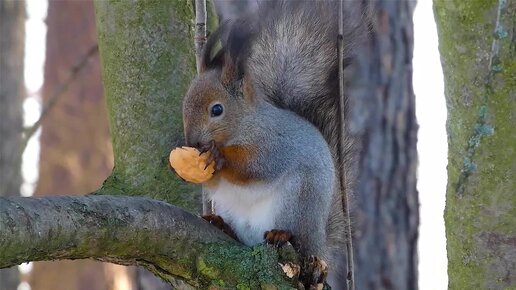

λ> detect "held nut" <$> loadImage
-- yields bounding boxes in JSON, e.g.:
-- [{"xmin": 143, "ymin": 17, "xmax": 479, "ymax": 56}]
[{"xmin": 169, "ymin": 147, "xmax": 215, "ymax": 183}]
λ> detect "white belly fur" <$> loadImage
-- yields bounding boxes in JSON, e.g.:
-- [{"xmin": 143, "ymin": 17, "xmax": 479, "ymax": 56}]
[{"xmin": 208, "ymin": 178, "xmax": 282, "ymax": 246}]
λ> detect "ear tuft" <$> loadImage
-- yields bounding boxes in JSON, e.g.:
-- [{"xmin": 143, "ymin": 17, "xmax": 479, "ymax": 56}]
[
  {"xmin": 201, "ymin": 17, "xmax": 257, "ymax": 79},
  {"xmin": 200, "ymin": 22, "xmax": 229, "ymax": 73},
  {"xmin": 222, "ymin": 18, "xmax": 256, "ymax": 82}
]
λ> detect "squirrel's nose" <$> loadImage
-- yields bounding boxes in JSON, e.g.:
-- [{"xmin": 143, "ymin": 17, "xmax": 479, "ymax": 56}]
[{"xmin": 184, "ymin": 131, "xmax": 201, "ymax": 148}]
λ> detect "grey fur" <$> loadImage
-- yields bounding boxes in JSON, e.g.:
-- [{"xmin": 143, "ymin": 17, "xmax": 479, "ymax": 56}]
[{"xmin": 227, "ymin": 99, "xmax": 336, "ymax": 258}]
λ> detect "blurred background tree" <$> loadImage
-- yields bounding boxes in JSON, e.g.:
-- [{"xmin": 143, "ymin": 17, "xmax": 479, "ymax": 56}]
[{"xmin": 29, "ymin": 1, "xmax": 132, "ymax": 289}]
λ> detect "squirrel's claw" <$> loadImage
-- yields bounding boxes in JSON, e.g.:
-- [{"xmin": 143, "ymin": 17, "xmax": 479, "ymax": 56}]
[
  {"xmin": 202, "ymin": 214, "xmax": 238, "ymax": 240},
  {"xmin": 198, "ymin": 140, "xmax": 214, "ymax": 155},
  {"xmin": 200, "ymin": 140, "xmax": 225, "ymax": 171}
]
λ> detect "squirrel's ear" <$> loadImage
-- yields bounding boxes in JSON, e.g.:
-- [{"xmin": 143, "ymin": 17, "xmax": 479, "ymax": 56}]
[
  {"xmin": 220, "ymin": 18, "xmax": 255, "ymax": 85},
  {"xmin": 200, "ymin": 23, "xmax": 228, "ymax": 73}
]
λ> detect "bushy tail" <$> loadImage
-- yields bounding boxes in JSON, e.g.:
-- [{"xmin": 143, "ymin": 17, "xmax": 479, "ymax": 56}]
[{"xmin": 242, "ymin": 1, "xmax": 367, "ymax": 194}]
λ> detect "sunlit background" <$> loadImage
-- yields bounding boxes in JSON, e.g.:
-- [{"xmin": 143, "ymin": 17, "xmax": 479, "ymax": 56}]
[
  {"xmin": 413, "ymin": 0, "xmax": 448, "ymax": 289},
  {"xmin": 17, "ymin": 0, "xmax": 47, "ymax": 288},
  {"xmin": 17, "ymin": 0, "xmax": 447, "ymax": 289}
]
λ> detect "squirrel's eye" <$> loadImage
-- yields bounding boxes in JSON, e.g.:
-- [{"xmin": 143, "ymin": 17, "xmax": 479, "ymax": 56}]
[{"xmin": 210, "ymin": 104, "xmax": 224, "ymax": 117}]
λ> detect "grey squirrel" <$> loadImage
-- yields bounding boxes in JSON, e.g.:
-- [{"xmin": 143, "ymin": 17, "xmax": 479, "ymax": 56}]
[{"xmin": 182, "ymin": 1, "xmax": 368, "ymax": 289}]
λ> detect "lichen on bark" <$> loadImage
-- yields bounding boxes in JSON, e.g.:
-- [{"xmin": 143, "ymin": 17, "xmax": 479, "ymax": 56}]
[{"xmin": 434, "ymin": 0, "xmax": 516, "ymax": 288}]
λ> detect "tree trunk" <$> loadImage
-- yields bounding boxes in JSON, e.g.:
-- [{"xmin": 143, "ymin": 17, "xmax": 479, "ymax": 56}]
[
  {"xmin": 348, "ymin": 1, "xmax": 419, "ymax": 289},
  {"xmin": 433, "ymin": 0, "xmax": 516, "ymax": 289},
  {"xmin": 93, "ymin": 0, "xmax": 201, "ymax": 211},
  {"xmin": 0, "ymin": 0, "xmax": 25, "ymax": 289}
]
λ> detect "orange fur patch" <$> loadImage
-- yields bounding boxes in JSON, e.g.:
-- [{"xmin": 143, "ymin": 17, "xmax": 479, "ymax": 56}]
[{"xmin": 219, "ymin": 145, "xmax": 259, "ymax": 185}]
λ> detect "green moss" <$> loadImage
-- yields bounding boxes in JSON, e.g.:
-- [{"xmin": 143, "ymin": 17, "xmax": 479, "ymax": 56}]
[
  {"xmin": 195, "ymin": 243, "xmax": 295, "ymax": 289},
  {"xmin": 434, "ymin": 0, "xmax": 516, "ymax": 288},
  {"xmin": 236, "ymin": 284, "xmax": 252, "ymax": 290},
  {"xmin": 94, "ymin": 0, "xmax": 201, "ymax": 211},
  {"xmin": 197, "ymin": 257, "xmax": 221, "ymax": 280}
]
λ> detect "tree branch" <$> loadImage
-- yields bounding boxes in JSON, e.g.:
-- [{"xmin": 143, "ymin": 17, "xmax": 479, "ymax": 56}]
[{"xmin": 0, "ymin": 195, "xmax": 294, "ymax": 289}]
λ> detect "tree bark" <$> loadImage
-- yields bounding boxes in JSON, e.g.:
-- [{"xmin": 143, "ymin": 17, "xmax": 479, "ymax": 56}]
[
  {"xmin": 0, "ymin": 0, "xmax": 25, "ymax": 288},
  {"xmin": 434, "ymin": 0, "xmax": 516, "ymax": 289},
  {"xmin": 0, "ymin": 195, "xmax": 294, "ymax": 289},
  {"xmin": 348, "ymin": 1, "xmax": 419, "ymax": 289},
  {"xmin": 93, "ymin": 0, "xmax": 201, "ymax": 211}
]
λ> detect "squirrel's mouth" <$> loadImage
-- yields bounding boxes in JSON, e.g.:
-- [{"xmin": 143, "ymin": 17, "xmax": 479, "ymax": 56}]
[
  {"xmin": 185, "ymin": 134, "xmax": 211, "ymax": 150},
  {"xmin": 183, "ymin": 127, "xmax": 201, "ymax": 148}
]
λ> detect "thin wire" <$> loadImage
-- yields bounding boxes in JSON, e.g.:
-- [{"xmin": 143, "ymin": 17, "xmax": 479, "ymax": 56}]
[
  {"xmin": 194, "ymin": 0, "xmax": 207, "ymax": 74},
  {"xmin": 193, "ymin": 0, "xmax": 212, "ymax": 215},
  {"xmin": 338, "ymin": 0, "xmax": 355, "ymax": 289}
]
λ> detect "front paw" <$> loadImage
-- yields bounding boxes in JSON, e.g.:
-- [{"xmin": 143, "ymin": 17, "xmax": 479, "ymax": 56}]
[
  {"xmin": 264, "ymin": 229, "xmax": 293, "ymax": 247},
  {"xmin": 199, "ymin": 140, "xmax": 225, "ymax": 171},
  {"xmin": 202, "ymin": 214, "xmax": 237, "ymax": 240}
]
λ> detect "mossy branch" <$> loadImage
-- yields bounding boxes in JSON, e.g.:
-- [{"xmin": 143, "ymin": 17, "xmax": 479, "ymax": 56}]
[{"xmin": 0, "ymin": 195, "xmax": 295, "ymax": 289}]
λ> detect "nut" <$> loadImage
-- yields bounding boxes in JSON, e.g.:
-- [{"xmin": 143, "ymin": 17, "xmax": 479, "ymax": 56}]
[{"xmin": 169, "ymin": 147, "xmax": 215, "ymax": 183}]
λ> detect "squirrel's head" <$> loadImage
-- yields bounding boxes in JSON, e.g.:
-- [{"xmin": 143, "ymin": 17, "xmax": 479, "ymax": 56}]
[
  {"xmin": 183, "ymin": 21, "xmax": 256, "ymax": 148},
  {"xmin": 182, "ymin": 70, "xmax": 255, "ymax": 148}
]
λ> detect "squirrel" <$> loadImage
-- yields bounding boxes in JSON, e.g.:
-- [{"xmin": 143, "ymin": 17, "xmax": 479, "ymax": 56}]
[{"xmin": 182, "ymin": 1, "xmax": 369, "ymax": 289}]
